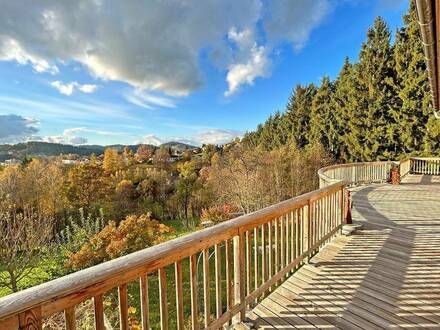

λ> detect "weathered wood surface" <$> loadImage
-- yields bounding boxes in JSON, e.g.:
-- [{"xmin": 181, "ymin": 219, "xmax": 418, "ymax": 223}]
[{"xmin": 249, "ymin": 176, "xmax": 440, "ymax": 329}]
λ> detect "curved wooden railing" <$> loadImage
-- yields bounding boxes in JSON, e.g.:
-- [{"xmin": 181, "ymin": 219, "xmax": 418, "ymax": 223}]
[
  {"xmin": 410, "ymin": 157, "xmax": 440, "ymax": 175},
  {"xmin": 318, "ymin": 161, "xmax": 393, "ymax": 188},
  {"xmin": 318, "ymin": 157, "xmax": 440, "ymax": 188},
  {"xmin": 0, "ymin": 182, "xmax": 346, "ymax": 330}
]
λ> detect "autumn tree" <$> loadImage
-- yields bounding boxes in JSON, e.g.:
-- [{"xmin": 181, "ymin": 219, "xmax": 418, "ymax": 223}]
[
  {"xmin": 0, "ymin": 204, "xmax": 54, "ymax": 292},
  {"xmin": 176, "ymin": 161, "xmax": 200, "ymax": 227},
  {"xmin": 122, "ymin": 146, "xmax": 135, "ymax": 167},
  {"xmin": 66, "ymin": 160, "xmax": 109, "ymax": 209},
  {"xmin": 135, "ymin": 144, "xmax": 154, "ymax": 163},
  {"xmin": 103, "ymin": 148, "xmax": 124, "ymax": 174},
  {"xmin": 67, "ymin": 213, "xmax": 173, "ymax": 270},
  {"xmin": 153, "ymin": 146, "xmax": 171, "ymax": 169}
]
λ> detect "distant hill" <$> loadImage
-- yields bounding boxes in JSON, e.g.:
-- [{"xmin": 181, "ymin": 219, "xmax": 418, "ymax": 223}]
[{"xmin": 0, "ymin": 141, "xmax": 197, "ymax": 161}]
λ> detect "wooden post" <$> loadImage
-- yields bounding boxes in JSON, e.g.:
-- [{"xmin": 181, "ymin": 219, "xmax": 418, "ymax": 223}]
[
  {"xmin": 93, "ymin": 295, "xmax": 105, "ymax": 330},
  {"xmin": 64, "ymin": 307, "xmax": 76, "ymax": 330},
  {"xmin": 119, "ymin": 284, "xmax": 129, "ymax": 330},
  {"xmin": 19, "ymin": 307, "xmax": 42, "ymax": 330},
  {"xmin": 233, "ymin": 232, "xmax": 245, "ymax": 324},
  {"xmin": 344, "ymin": 189, "xmax": 352, "ymax": 225}
]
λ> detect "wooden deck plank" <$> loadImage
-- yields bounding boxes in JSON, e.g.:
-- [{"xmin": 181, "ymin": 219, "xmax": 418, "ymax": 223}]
[{"xmin": 249, "ymin": 177, "xmax": 440, "ymax": 329}]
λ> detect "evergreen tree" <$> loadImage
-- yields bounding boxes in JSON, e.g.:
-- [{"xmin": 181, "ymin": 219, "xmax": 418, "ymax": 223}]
[
  {"xmin": 284, "ymin": 84, "xmax": 317, "ymax": 148},
  {"xmin": 346, "ymin": 17, "xmax": 398, "ymax": 161},
  {"xmin": 333, "ymin": 57, "xmax": 360, "ymax": 162},
  {"xmin": 308, "ymin": 76, "xmax": 337, "ymax": 156},
  {"xmin": 394, "ymin": 2, "xmax": 431, "ymax": 155}
]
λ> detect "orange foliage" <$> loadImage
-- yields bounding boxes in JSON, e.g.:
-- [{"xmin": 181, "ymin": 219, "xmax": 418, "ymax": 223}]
[
  {"xmin": 200, "ymin": 204, "xmax": 237, "ymax": 224},
  {"xmin": 67, "ymin": 213, "xmax": 173, "ymax": 270}
]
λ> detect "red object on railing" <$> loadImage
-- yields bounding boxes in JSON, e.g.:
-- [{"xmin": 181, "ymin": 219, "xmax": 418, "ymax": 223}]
[{"xmin": 344, "ymin": 190, "xmax": 352, "ymax": 224}]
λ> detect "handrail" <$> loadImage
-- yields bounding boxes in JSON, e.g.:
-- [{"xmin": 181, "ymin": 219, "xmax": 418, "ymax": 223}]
[
  {"xmin": 410, "ymin": 157, "xmax": 440, "ymax": 175},
  {"xmin": 318, "ymin": 161, "xmax": 393, "ymax": 188},
  {"xmin": 0, "ymin": 181, "xmax": 347, "ymax": 329},
  {"xmin": 318, "ymin": 157, "xmax": 440, "ymax": 188}
]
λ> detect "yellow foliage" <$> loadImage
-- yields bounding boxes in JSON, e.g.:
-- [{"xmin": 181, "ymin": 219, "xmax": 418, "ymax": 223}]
[{"xmin": 67, "ymin": 213, "xmax": 173, "ymax": 270}]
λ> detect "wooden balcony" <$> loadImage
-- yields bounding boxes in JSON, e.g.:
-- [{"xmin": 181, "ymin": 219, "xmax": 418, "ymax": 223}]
[
  {"xmin": 248, "ymin": 173, "xmax": 440, "ymax": 329},
  {"xmin": 0, "ymin": 158, "xmax": 439, "ymax": 329}
]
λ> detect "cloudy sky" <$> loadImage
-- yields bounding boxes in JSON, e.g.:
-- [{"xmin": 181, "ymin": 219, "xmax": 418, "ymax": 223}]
[{"xmin": 0, "ymin": 0, "xmax": 407, "ymax": 146}]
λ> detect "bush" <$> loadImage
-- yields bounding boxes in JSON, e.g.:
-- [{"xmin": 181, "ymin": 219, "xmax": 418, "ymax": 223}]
[
  {"xmin": 67, "ymin": 213, "xmax": 173, "ymax": 270},
  {"xmin": 200, "ymin": 205, "xmax": 237, "ymax": 224}
]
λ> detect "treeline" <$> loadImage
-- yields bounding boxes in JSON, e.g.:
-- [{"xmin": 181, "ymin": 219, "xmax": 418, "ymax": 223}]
[{"xmin": 243, "ymin": 5, "xmax": 440, "ymax": 161}]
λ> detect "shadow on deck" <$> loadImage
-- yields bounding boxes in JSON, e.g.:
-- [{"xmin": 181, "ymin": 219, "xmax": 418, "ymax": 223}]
[{"xmin": 248, "ymin": 175, "xmax": 440, "ymax": 329}]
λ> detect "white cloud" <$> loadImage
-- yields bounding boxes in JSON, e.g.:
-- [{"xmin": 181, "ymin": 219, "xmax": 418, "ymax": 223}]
[
  {"xmin": 51, "ymin": 81, "xmax": 98, "ymax": 96},
  {"xmin": 192, "ymin": 129, "xmax": 243, "ymax": 145},
  {"xmin": 37, "ymin": 134, "xmax": 88, "ymax": 145},
  {"xmin": 0, "ymin": 114, "xmax": 39, "ymax": 143},
  {"xmin": 264, "ymin": 0, "xmax": 331, "ymax": 51},
  {"xmin": 138, "ymin": 134, "xmax": 163, "ymax": 146},
  {"xmin": 0, "ymin": 37, "xmax": 59, "ymax": 74},
  {"xmin": 124, "ymin": 89, "xmax": 176, "ymax": 109},
  {"xmin": 138, "ymin": 129, "xmax": 243, "ymax": 146},
  {"xmin": 77, "ymin": 84, "xmax": 98, "ymax": 93},
  {"xmin": 37, "ymin": 127, "xmax": 130, "ymax": 145},
  {"xmin": 51, "ymin": 81, "xmax": 75, "ymax": 96},
  {"xmin": 225, "ymin": 44, "xmax": 270, "ymax": 96},
  {"xmin": 63, "ymin": 127, "xmax": 128, "ymax": 137},
  {"xmin": 0, "ymin": 1, "xmax": 331, "ymax": 97}
]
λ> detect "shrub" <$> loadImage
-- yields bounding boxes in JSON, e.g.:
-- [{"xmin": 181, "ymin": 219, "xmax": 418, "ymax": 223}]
[{"xmin": 67, "ymin": 213, "xmax": 173, "ymax": 270}]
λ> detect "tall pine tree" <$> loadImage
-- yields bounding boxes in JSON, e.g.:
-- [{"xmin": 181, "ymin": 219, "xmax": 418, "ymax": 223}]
[
  {"xmin": 346, "ymin": 17, "xmax": 398, "ymax": 161},
  {"xmin": 394, "ymin": 2, "xmax": 431, "ymax": 155},
  {"xmin": 284, "ymin": 84, "xmax": 317, "ymax": 149},
  {"xmin": 308, "ymin": 76, "xmax": 338, "ymax": 155}
]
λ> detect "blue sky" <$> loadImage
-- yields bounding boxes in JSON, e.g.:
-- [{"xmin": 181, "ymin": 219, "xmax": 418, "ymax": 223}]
[{"xmin": 0, "ymin": 0, "xmax": 408, "ymax": 146}]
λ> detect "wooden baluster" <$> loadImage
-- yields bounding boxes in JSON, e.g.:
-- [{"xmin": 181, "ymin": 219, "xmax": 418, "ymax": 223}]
[
  {"xmin": 225, "ymin": 239, "xmax": 233, "ymax": 311},
  {"xmin": 280, "ymin": 215, "xmax": 285, "ymax": 269},
  {"xmin": 233, "ymin": 232, "xmax": 245, "ymax": 323},
  {"xmin": 268, "ymin": 221, "xmax": 273, "ymax": 281},
  {"xmin": 158, "ymin": 268, "xmax": 169, "ymax": 330},
  {"xmin": 175, "ymin": 262, "xmax": 184, "ymax": 330},
  {"xmin": 291, "ymin": 210, "xmax": 296, "ymax": 266},
  {"xmin": 305, "ymin": 202, "xmax": 311, "ymax": 263},
  {"xmin": 214, "ymin": 244, "xmax": 222, "ymax": 319},
  {"xmin": 203, "ymin": 249, "xmax": 211, "ymax": 327},
  {"xmin": 64, "ymin": 307, "xmax": 76, "ymax": 330},
  {"xmin": 274, "ymin": 217, "xmax": 279, "ymax": 275},
  {"xmin": 253, "ymin": 227, "xmax": 258, "ymax": 299},
  {"xmin": 297, "ymin": 208, "xmax": 302, "ymax": 261},
  {"xmin": 119, "ymin": 284, "xmax": 129, "ymax": 330},
  {"xmin": 261, "ymin": 224, "xmax": 266, "ymax": 285},
  {"xmin": 245, "ymin": 231, "xmax": 251, "ymax": 297},
  {"xmin": 319, "ymin": 197, "xmax": 324, "ymax": 247},
  {"xmin": 285, "ymin": 212, "xmax": 290, "ymax": 273},
  {"xmin": 190, "ymin": 254, "xmax": 200, "ymax": 330},
  {"xmin": 94, "ymin": 294, "xmax": 105, "ymax": 330},
  {"xmin": 140, "ymin": 274, "xmax": 150, "ymax": 330}
]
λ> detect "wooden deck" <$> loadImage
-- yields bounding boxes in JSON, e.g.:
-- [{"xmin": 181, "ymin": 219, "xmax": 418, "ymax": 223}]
[{"xmin": 248, "ymin": 175, "xmax": 440, "ymax": 329}]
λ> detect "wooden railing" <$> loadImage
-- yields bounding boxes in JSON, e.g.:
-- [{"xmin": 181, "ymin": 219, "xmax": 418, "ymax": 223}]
[
  {"xmin": 399, "ymin": 158, "xmax": 411, "ymax": 178},
  {"xmin": 318, "ymin": 157, "xmax": 440, "ymax": 188},
  {"xmin": 318, "ymin": 161, "xmax": 393, "ymax": 188},
  {"xmin": 410, "ymin": 157, "xmax": 440, "ymax": 175},
  {"xmin": 0, "ymin": 182, "xmax": 346, "ymax": 330}
]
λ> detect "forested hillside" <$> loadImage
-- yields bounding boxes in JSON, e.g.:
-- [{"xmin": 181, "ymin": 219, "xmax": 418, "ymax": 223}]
[{"xmin": 243, "ymin": 4, "xmax": 440, "ymax": 161}]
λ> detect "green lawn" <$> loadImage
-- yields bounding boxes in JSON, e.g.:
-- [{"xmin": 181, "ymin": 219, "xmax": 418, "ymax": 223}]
[{"xmin": 0, "ymin": 262, "xmax": 54, "ymax": 297}]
